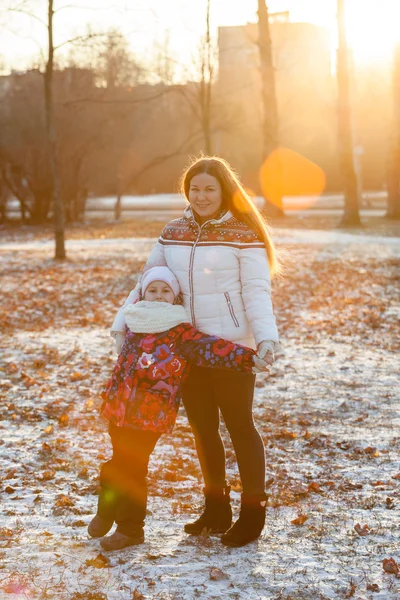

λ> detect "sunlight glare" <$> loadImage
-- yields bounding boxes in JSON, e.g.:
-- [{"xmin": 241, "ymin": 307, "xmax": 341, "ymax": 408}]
[{"xmin": 345, "ymin": 0, "xmax": 400, "ymax": 64}]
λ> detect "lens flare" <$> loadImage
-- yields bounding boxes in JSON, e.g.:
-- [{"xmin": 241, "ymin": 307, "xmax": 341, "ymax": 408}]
[{"xmin": 259, "ymin": 147, "xmax": 326, "ymax": 210}]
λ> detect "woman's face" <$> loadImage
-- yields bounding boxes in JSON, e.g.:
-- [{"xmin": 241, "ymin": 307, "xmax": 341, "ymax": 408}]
[
  {"xmin": 188, "ymin": 173, "xmax": 223, "ymax": 224},
  {"xmin": 144, "ymin": 281, "xmax": 175, "ymax": 304}
]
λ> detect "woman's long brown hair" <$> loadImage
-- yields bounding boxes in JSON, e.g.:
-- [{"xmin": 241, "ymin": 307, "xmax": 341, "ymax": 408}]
[{"xmin": 180, "ymin": 155, "xmax": 280, "ymax": 276}]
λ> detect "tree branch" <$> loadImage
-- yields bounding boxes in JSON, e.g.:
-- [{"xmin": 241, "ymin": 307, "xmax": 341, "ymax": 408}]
[{"xmin": 3, "ymin": 6, "xmax": 46, "ymax": 27}]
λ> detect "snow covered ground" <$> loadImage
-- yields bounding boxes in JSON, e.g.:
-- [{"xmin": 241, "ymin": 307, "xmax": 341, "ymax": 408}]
[{"xmin": 0, "ymin": 230, "xmax": 399, "ymax": 600}]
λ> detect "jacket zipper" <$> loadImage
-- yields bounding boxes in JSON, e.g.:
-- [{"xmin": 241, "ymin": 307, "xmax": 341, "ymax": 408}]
[
  {"xmin": 188, "ymin": 222, "xmax": 201, "ymax": 327},
  {"xmin": 224, "ymin": 292, "xmax": 240, "ymax": 327},
  {"xmin": 188, "ymin": 217, "xmax": 217, "ymax": 328}
]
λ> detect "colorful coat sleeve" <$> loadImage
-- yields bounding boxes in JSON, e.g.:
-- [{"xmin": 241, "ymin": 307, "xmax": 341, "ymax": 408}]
[{"xmin": 175, "ymin": 325, "xmax": 255, "ymax": 372}]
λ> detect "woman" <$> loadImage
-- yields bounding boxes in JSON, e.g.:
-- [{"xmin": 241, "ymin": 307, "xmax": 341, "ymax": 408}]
[{"xmin": 111, "ymin": 156, "xmax": 279, "ymax": 547}]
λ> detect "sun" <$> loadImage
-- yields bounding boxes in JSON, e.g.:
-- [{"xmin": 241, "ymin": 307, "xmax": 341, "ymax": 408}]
[{"xmin": 345, "ymin": 0, "xmax": 400, "ymax": 64}]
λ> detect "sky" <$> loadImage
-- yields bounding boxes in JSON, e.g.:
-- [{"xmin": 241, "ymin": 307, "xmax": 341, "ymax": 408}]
[{"xmin": 0, "ymin": 0, "xmax": 399, "ymax": 75}]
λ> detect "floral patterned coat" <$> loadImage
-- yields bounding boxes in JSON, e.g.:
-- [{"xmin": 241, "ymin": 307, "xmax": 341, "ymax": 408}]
[{"xmin": 101, "ymin": 323, "xmax": 255, "ymax": 433}]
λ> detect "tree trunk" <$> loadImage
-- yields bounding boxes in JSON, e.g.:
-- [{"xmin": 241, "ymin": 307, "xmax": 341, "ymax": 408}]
[
  {"xmin": 200, "ymin": 0, "xmax": 213, "ymax": 154},
  {"xmin": 337, "ymin": 0, "xmax": 361, "ymax": 227},
  {"xmin": 114, "ymin": 193, "xmax": 122, "ymax": 221},
  {"xmin": 257, "ymin": 1, "xmax": 283, "ymax": 217},
  {"xmin": 45, "ymin": 0, "xmax": 66, "ymax": 258},
  {"xmin": 387, "ymin": 43, "xmax": 400, "ymax": 219}
]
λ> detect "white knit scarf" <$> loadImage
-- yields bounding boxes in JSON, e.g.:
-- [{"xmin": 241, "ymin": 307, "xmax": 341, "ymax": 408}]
[{"xmin": 123, "ymin": 301, "xmax": 190, "ymax": 333}]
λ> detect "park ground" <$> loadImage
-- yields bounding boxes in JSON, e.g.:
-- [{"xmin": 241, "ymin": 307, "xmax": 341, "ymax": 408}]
[{"xmin": 0, "ymin": 214, "xmax": 399, "ymax": 600}]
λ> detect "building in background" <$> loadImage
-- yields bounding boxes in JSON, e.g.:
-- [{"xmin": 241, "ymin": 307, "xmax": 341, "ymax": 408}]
[{"xmin": 216, "ymin": 12, "xmax": 338, "ymax": 190}]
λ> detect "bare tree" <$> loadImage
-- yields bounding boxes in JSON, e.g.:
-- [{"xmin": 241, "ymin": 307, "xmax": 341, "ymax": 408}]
[
  {"xmin": 257, "ymin": 2, "xmax": 279, "ymax": 156},
  {"xmin": 387, "ymin": 43, "xmax": 400, "ymax": 219},
  {"xmin": 336, "ymin": 0, "xmax": 361, "ymax": 227},
  {"xmin": 179, "ymin": 0, "xmax": 216, "ymax": 154},
  {"xmin": 257, "ymin": 2, "xmax": 283, "ymax": 216},
  {"xmin": 45, "ymin": 0, "xmax": 65, "ymax": 258},
  {"xmin": 199, "ymin": 0, "xmax": 214, "ymax": 154}
]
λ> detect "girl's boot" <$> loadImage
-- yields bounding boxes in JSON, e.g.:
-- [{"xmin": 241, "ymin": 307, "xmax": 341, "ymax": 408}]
[
  {"xmin": 184, "ymin": 485, "xmax": 232, "ymax": 535},
  {"xmin": 221, "ymin": 493, "xmax": 267, "ymax": 547},
  {"xmin": 88, "ymin": 486, "xmax": 118, "ymax": 538},
  {"xmin": 100, "ymin": 490, "xmax": 146, "ymax": 551}
]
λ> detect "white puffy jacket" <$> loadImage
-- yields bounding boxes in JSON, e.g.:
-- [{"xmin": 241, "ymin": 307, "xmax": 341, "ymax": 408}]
[{"xmin": 111, "ymin": 207, "xmax": 279, "ymax": 350}]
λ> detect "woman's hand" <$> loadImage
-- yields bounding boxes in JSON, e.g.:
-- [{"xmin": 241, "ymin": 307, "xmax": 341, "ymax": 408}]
[
  {"xmin": 257, "ymin": 340, "xmax": 275, "ymax": 366},
  {"xmin": 115, "ymin": 332, "xmax": 126, "ymax": 354},
  {"xmin": 252, "ymin": 355, "xmax": 271, "ymax": 374}
]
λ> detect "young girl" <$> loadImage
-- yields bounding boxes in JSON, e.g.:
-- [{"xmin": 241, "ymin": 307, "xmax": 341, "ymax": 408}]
[{"xmin": 89, "ymin": 266, "xmax": 268, "ymax": 551}]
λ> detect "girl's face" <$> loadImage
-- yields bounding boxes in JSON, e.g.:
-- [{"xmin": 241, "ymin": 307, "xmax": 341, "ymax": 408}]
[
  {"xmin": 143, "ymin": 280, "xmax": 175, "ymax": 304},
  {"xmin": 188, "ymin": 173, "xmax": 223, "ymax": 224}
]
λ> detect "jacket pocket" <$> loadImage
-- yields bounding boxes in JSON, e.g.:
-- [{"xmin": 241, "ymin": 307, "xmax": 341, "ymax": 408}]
[{"xmin": 224, "ymin": 292, "xmax": 240, "ymax": 328}]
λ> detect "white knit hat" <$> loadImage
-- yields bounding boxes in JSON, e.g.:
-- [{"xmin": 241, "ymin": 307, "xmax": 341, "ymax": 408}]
[{"xmin": 141, "ymin": 266, "xmax": 180, "ymax": 298}]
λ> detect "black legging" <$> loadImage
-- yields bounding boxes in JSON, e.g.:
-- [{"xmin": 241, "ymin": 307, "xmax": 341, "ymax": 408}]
[{"xmin": 182, "ymin": 365, "xmax": 265, "ymax": 496}]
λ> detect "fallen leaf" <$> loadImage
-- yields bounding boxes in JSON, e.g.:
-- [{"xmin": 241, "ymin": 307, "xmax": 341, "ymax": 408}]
[
  {"xmin": 291, "ymin": 514, "xmax": 308, "ymax": 526},
  {"xmin": 382, "ymin": 557, "xmax": 399, "ymax": 575},
  {"xmin": 291, "ymin": 483, "xmax": 309, "ymax": 497},
  {"xmin": 354, "ymin": 523, "xmax": 370, "ymax": 536},
  {"xmin": 40, "ymin": 470, "xmax": 55, "ymax": 481},
  {"xmin": 276, "ymin": 429, "xmax": 297, "ymax": 440},
  {"xmin": 308, "ymin": 482, "xmax": 321, "ymax": 494},
  {"xmin": 345, "ymin": 583, "xmax": 357, "ymax": 598},
  {"xmin": 59, "ymin": 414, "xmax": 69, "ymax": 426},
  {"xmin": 386, "ymin": 497, "xmax": 395, "ymax": 509},
  {"xmin": 41, "ymin": 442, "xmax": 52, "ymax": 453},
  {"xmin": 55, "ymin": 495, "xmax": 74, "ymax": 508},
  {"xmin": 210, "ymin": 567, "xmax": 229, "ymax": 580},
  {"xmin": 85, "ymin": 553, "xmax": 110, "ymax": 569},
  {"xmin": 71, "ymin": 372, "xmax": 86, "ymax": 382}
]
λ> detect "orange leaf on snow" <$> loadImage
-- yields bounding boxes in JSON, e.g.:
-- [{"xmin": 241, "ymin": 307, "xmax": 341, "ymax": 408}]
[
  {"xmin": 386, "ymin": 497, "xmax": 395, "ymax": 509},
  {"xmin": 85, "ymin": 553, "xmax": 110, "ymax": 569},
  {"xmin": 291, "ymin": 483, "xmax": 309, "ymax": 497},
  {"xmin": 382, "ymin": 557, "xmax": 399, "ymax": 575},
  {"xmin": 41, "ymin": 442, "xmax": 52, "ymax": 453},
  {"xmin": 210, "ymin": 567, "xmax": 229, "ymax": 580},
  {"xmin": 70, "ymin": 372, "xmax": 86, "ymax": 382},
  {"xmin": 58, "ymin": 414, "xmax": 69, "ymax": 426},
  {"xmin": 40, "ymin": 470, "xmax": 55, "ymax": 481},
  {"xmin": 55, "ymin": 495, "xmax": 74, "ymax": 508},
  {"xmin": 276, "ymin": 429, "xmax": 297, "ymax": 440},
  {"xmin": 291, "ymin": 514, "xmax": 308, "ymax": 526},
  {"xmin": 308, "ymin": 482, "xmax": 322, "ymax": 494},
  {"xmin": 354, "ymin": 523, "xmax": 370, "ymax": 536}
]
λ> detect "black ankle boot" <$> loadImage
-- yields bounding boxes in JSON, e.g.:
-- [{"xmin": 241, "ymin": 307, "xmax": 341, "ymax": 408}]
[
  {"xmin": 184, "ymin": 486, "xmax": 232, "ymax": 535},
  {"xmin": 221, "ymin": 493, "xmax": 267, "ymax": 547}
]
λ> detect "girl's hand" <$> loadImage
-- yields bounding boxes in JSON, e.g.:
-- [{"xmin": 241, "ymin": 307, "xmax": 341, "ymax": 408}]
[
  {"xmin": 115, "ymin": 332, "xmax": 126, "ymax": 354},
  {"xmin": 257, "ymin": 341, "xmax": 275, "ymax": 365}
]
